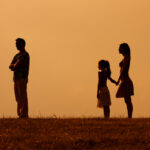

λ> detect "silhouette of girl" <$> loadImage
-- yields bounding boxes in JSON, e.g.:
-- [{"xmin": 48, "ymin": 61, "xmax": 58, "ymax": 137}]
[
  {"xmin": 116, "ymin": 43, "xmax": 134, "ymax": 118},
  {"xmin": 97, "ymin": 60, "xmax": 117, "ymax": 118}
]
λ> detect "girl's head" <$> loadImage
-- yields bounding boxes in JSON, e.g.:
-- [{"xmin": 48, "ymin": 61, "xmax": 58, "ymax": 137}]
[
  {"xmin": 119, "ymin": 43, "xmax": 130, "ymax": 56},
  {"xmin": 98, "ymin": 60, "xmax": 111, "ymax": 77},
  {"xmin": 98, "ymin": 60, "xmax": 105, "ymax": 70}
]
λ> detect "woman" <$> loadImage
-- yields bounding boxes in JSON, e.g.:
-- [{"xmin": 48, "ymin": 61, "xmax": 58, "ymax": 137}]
[{"xmin": 116, "ymin": 43, "xmax": 134, "ymax": 118}]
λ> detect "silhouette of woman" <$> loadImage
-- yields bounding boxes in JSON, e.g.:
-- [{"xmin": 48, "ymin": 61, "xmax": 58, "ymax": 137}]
[
  {"xmin": 97, "ymin": 60, "xmax": 117, "ymax": 118},
  {"xmin": 116, "ymin": 43, "xmax": 134, "ymax": 118}
]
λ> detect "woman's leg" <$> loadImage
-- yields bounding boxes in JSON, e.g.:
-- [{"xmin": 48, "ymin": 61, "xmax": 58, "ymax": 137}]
[
  {"xmin": 124, "ymin": 96, "xmax": 133, "ymax": 118},
  {"xmin": 103, "ymin": 106, "xmax": 110, "ymax": 118}
]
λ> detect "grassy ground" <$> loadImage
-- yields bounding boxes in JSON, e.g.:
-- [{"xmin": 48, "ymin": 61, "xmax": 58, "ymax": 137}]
[{"xmin": 0, "ymin": 118, "xmax": 150, "ymax": 150}]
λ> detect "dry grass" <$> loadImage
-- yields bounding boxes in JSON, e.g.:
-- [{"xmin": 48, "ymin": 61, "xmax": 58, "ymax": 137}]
[{"xmin": 0, "ymin": 118, "xmax": 150, "ymax": 150}]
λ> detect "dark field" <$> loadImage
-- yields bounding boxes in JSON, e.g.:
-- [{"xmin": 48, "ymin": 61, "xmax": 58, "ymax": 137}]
[{"xmin": 0, "ymin": 118, "xmax": 150, "ymax": 150}]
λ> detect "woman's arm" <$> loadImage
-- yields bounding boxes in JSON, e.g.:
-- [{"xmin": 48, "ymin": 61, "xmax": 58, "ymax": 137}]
[{"xmin": 117, "ymin": 56, "xmax": 130, "ymax": 84}]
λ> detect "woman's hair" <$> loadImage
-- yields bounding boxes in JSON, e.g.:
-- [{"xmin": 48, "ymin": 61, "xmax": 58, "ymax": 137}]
[
  {"xmin": 98, "ymin": 60, "xmax": 111, "ymax": 77},
  {"xmin": 119, "ymin": 43, "xmax": 130, "ymax": 56}
]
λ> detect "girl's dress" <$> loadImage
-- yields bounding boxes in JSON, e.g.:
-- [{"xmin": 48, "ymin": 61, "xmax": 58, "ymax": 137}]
[
  {"xmin": 97, "ymin": 71, "xmax": 111, "ymax": 107},
  {"xmin": 97, "ymin": 86, "xmax": 111, "ymax": 107},
  {"xmin": 116, "ymin": 55, "xmax": 134, "ymax": 98}
]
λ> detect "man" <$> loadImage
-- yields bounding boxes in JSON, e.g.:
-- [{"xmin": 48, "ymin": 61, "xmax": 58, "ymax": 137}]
[{"xmin": 9, "ymin": 38, "xmax": 30, "ymax": 118}]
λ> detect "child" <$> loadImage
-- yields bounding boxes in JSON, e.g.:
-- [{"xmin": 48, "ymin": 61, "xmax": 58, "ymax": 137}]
[{"xmin": 97, "ymin": 60, "xmax": 117, "ymax": 118}]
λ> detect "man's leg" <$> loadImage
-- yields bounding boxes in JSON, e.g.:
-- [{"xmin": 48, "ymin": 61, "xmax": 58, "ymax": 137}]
[
  {"xmin": 14, "ymin": 80, "xmax": 21, "ymax": 117},
  {"xmin": 20, "ymin": 79, "xmax": 28, "ymax": 118}
]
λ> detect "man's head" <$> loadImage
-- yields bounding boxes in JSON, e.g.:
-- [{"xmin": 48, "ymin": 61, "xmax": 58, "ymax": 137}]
[{"xmin": 16, "ymin": 38, "xmax": 26, "ymax": 51}]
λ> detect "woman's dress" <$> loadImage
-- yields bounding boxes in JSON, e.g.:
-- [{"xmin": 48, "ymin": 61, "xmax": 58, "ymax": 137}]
[{"xmin": 116, "ymin": 55, "xmax": 134, "ymax": 98}]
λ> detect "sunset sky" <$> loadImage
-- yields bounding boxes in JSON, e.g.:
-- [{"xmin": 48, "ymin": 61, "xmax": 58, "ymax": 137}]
[{"xmin": 0, "ymin": 0, "xmax": 150, "ymax": 117}]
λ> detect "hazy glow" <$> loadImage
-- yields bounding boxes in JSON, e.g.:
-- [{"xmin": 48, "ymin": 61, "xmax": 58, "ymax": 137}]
[{"xmin": 0, "ymin": 0, "xmax": 150, "ymax": 117}]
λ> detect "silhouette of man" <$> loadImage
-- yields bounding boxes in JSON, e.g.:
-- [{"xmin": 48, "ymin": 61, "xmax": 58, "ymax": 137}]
[{"xmin": 9, "ymin": 38, "xmax": 30, "ymax": 118}]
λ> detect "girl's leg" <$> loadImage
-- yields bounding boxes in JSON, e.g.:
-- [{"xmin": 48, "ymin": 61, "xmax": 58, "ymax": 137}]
[
  {"xmin": 124, "ymin": 96, "xmax": 133, "ymax": 118},
  {"xmin": 103, "ymin": 106, "xmax": 110, "ymax": 118}
]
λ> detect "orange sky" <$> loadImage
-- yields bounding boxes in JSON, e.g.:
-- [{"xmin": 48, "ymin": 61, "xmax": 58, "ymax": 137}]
[{"xmin": 0, "ymin": 0, "xmax": 150, "ymax": 117}]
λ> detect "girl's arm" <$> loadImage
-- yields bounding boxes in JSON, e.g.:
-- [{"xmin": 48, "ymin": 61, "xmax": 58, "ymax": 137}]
[
  {"xmin": 97, "ymin": 83, "xmax": 100, "ymax": 99},
  {"xmin": 97, "ymin": 72, "xmax": 102, "ymax": 99},
  {"xmin": 108, "ymin": 76, "xmax": 117, "ymax": 85},
  {"xmin": 97, "ymin": 73, "xmax": 100, "ymax": 99}
]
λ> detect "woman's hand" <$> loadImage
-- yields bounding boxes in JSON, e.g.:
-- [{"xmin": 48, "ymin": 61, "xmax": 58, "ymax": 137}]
[
  {"xmin": 116, "ymin": 80, "xmax": 120, "ymax": 85},
  {"xmin": 116, "ymin": 77, "xmax": 121, "ymax": 86}
]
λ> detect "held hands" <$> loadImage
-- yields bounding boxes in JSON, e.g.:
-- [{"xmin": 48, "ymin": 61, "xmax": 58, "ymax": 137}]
[
  {"xmin": 109, "ymin": 77, "xmax": 119, "ymax": 86},
  {"xmin": 114, "ymin": 81, "xmax": 119, "ymax": 86},
  {"xmin": 116, "ymin": 78, "xmax": 120, "ymax": 86},
  {"xmin": 113, "ymin": 77, "xmax": 120, "ymax": 86},
  {"xmin": 112, "ymin": 80, "xmax": 119, "ymax": 86},
  {"xmin": 116, "ymin": 81, "xmax": 119, "ymax": 86}
]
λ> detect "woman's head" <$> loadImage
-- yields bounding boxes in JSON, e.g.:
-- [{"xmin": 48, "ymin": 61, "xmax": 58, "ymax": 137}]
[
  {"xmin": 98, "ymin": 60, "xmax": 111, "ymax": 77},
  {"xmin": 119, "ymin": 43, "xmax": 130, "ymax": 56}
]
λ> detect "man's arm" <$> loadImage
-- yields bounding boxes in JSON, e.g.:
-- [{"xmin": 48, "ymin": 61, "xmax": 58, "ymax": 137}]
[
  {"xmin": 9, "ymin": 55, "xmax": 17, "ymax": 71},
  {"xmin": 9, "ymin": 53, "xmax": 26, "ymax": 71}
]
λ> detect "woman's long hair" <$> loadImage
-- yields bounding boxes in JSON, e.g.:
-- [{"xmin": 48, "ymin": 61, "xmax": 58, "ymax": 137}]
[{"xmin": 119, "ymin": 43, "xmax": 130, "ymax": 56}]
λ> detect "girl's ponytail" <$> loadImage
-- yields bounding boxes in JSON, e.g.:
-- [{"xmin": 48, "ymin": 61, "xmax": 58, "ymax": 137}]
[{"xmin": 105, "ymin": 61, "xmax": 111, "ymax": 77}]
